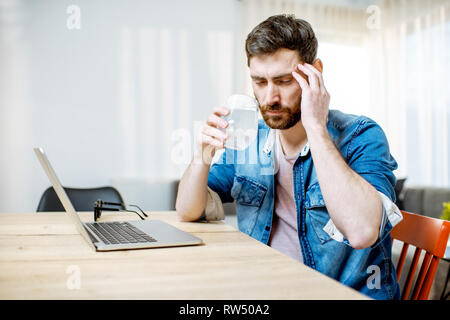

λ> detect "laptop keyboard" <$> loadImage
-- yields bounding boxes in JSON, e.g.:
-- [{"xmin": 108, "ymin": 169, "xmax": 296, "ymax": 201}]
[{"xmin": 86, "ymin": 221, "xmax": 157, "ymax": 245}]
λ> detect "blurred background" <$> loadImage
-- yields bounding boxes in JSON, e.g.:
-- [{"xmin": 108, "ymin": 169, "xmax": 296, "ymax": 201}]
[{"xmin": 1, "ymin": 0, "xmax": 449, "ymax": 213}]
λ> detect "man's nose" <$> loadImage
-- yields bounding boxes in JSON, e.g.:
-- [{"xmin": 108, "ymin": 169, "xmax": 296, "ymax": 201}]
[{"xmin": 264, "ymin": 83, "xmax": 280, "ymax": 106}]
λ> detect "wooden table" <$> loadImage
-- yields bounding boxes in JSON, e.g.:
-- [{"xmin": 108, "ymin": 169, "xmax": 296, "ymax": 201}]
[{"xmin": 0, "ymin": 211, "xmax": 367, "ymax": 299}]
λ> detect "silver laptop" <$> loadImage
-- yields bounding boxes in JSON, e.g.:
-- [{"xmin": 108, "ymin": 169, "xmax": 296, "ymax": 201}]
[{"xmin": 34, "ymin": 147, "xmax": 203, "ymax": 251}]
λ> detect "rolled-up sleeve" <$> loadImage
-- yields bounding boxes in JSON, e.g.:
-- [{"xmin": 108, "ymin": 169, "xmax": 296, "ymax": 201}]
[
  {"xmin": 199, "ymin": 187, "xmax": 225, "ymax": 221},
  {"xmin": 323, "ymin": 191, "xmax": 403, "ymax": 246}
]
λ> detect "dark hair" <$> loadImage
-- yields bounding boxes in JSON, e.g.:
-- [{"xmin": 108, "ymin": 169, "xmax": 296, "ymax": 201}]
[{"xmin": 245, "ymin": 14, "xmax": 318, "ymax": 66}]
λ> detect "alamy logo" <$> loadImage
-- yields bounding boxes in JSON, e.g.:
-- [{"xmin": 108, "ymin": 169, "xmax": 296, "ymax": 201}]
[
  {"xmin": 66, "ymin": 265, "xmax": 81, "ymax": 290},
  {"xmin": 366, "ymin": 265, "xmax": 381, "ymax": 290},
  {"xmin": 66, "ymin": 5, "xmax": 81, "ymax": 30},
  {"xmin": 366, "ymin": 5, "xmax": 381, "ymax": 30}
]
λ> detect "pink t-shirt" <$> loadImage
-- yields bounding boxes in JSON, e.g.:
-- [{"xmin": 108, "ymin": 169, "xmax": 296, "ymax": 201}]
[{"xmin": 268, "ymin": 131, "xmax": 304, "ymax": 263}]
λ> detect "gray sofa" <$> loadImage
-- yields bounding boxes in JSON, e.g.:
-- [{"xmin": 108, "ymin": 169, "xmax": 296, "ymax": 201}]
[{"xmin": 401, "ymin": 186, "xmax": 450, "ymax": 219}]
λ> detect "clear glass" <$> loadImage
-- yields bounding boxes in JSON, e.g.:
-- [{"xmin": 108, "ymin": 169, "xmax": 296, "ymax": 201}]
[{"xmin": 222, "ymin": 94, "xmax": 259, "ymax": 151}]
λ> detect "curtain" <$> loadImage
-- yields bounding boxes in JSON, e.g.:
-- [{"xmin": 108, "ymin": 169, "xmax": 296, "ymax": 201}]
[
  {"xmin": 0, "ymin": 0, "xmax": 34, "ymax": 211},
  {"xmin": 366, "ymin": 0, "xmax": 450, "ymax": 186}
]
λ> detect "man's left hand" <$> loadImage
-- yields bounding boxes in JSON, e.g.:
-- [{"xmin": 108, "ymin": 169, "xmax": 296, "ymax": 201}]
[{"xmin": 292, "ymin": 63, "xmax": 330, "ymax": 134}]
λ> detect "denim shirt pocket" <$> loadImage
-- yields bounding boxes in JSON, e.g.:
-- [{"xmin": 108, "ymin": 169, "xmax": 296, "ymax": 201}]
[
  {"xmin": 305, "ymin": 182, "xmax": 333, "ymax": 245},
  {"xmin": 231, "ymin": 175, "xmax": 267, "ymax": 206},
  {"xmin": 231, "ymin": 175, "xmax": 267, "ymax": 234}
]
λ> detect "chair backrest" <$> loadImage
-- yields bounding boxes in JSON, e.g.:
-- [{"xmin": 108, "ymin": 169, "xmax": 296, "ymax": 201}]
[
  {"xmin": 391, "ymin": 210, "xmax": 450, "ymax": 300},
  {"xmin": 37, "ymin": 186, "xmax": 125, "ymax": 212}
]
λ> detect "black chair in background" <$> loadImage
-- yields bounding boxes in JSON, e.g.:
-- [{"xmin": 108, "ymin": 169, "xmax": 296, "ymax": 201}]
[{"xmin": 37, "ymin": 186, "xmax": 125, "ymax": 212}]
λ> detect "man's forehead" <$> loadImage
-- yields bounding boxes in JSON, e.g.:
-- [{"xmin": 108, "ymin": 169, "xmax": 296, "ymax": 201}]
[{"xmin": 249, "ymin": 49, "xmax": 302, "ymax": 78}]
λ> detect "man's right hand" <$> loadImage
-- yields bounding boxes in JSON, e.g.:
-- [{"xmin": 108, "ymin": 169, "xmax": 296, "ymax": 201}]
[{"xmin": 195, "ymin": 106, "xmax": 230, "ymax": 164}]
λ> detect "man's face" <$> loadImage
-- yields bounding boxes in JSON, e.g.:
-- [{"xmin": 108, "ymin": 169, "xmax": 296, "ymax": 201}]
[{"xmin": 249, "ymin": 48, "xmax": 303, "ymax": 130}]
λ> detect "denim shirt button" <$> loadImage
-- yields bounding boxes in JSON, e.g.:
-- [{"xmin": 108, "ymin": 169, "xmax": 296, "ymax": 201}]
[{"xmin": 265, "ymin": 226, "xmax": 270, "ymax": 231}]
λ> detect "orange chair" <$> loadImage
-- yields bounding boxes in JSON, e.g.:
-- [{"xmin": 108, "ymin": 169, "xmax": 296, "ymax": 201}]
[{"xmin": 391, "ymin": 210, "xmax": 450, "ymax": 300}]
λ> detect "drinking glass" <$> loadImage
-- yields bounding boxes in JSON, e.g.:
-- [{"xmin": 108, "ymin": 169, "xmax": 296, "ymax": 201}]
[{"xmin": 222, "ymin": 94, "xmax": 259, "ymax": 151}]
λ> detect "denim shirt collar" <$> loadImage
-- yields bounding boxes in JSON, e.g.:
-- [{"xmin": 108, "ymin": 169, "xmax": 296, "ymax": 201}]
[{"xmin": 262, "ymin": 128, "xmax": 310, "ymax": 157}]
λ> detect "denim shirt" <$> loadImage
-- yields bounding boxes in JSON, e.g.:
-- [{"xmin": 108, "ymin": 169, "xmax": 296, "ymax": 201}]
[{"xmin": 207, "ymin": 109, "xmax": 402, "ymax": 300}]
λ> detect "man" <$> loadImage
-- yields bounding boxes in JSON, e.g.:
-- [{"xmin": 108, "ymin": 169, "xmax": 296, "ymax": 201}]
[{"xmin": 176, "ymin": 14, "xmax": 403, "ymax": 299}]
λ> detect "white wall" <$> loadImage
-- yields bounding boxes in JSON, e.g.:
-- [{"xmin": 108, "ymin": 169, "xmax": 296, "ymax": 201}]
[{"xmin": 0, "ymin": 0, "xmax": 242, "ymax": 212}]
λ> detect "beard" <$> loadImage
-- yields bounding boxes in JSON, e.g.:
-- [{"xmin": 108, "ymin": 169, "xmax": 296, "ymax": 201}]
[{"xmin": 259, "ymin": 102, "xmax": 301, "ymax": 130}]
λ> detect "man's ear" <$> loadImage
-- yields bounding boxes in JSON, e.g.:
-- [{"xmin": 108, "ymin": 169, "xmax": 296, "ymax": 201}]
[{"xmin": 313, "ymin": 59, "xmax": 323, "ymax": 73}]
